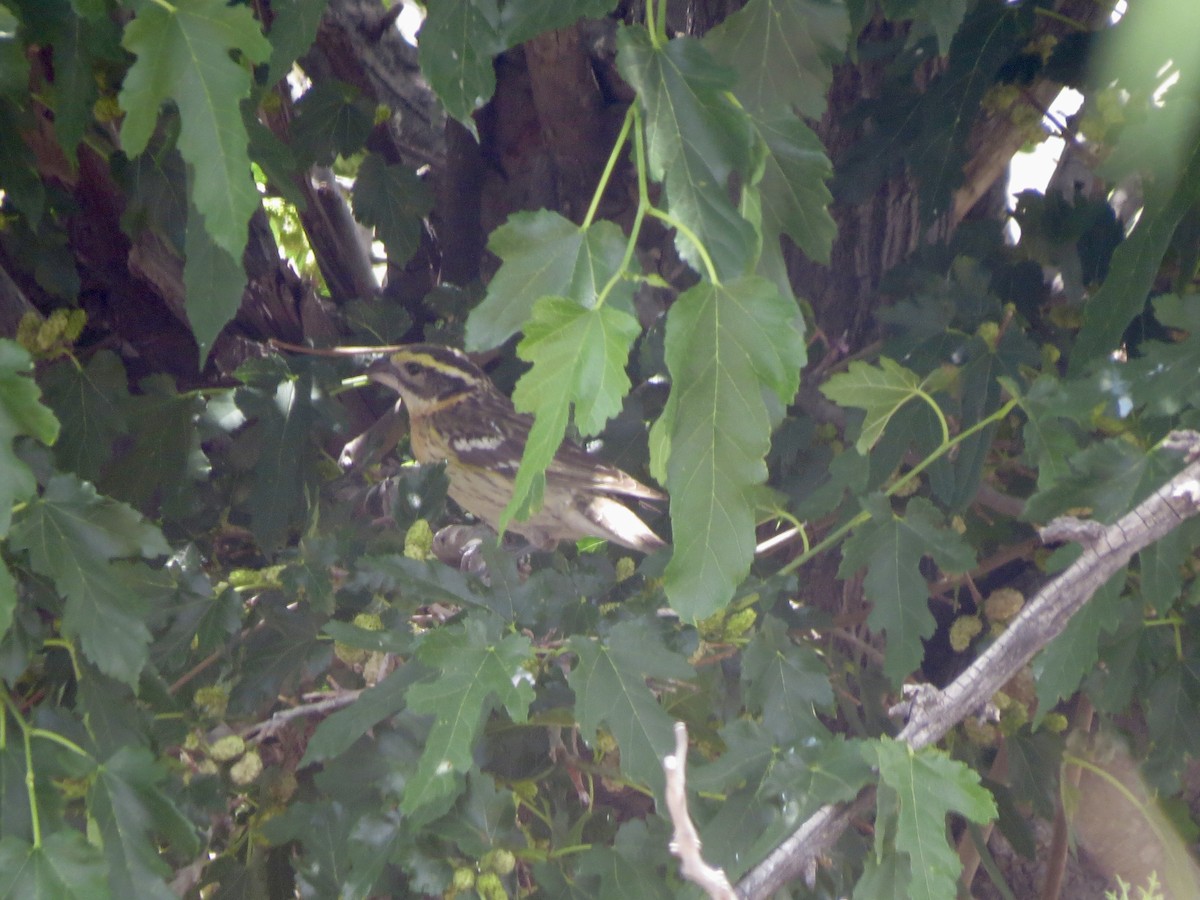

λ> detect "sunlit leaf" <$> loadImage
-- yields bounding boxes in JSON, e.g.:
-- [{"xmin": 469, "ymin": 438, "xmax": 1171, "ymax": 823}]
[
  {"xmin": 119, "ymin": 0, "xmax": 270, "ymax": 259},
  {"xmin": 651, "ymin": 277, "xmax": 804, "ymax": 618}
]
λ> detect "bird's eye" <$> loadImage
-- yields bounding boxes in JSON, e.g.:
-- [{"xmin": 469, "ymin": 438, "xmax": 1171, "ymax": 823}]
[{"xmin": 402, "ymin": 361, "xmax": 423, "ymax": 378}]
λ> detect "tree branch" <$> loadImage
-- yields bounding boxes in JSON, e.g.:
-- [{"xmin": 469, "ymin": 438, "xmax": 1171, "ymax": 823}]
[{"xmin": 735, "ymin": 431, "xmax": 1200, "ymax": 899}]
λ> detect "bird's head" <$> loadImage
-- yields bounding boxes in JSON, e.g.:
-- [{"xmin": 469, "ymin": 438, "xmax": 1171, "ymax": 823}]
[{"xmin": 367, "ymin": 344, "xmax": 489, "ymax": 415}]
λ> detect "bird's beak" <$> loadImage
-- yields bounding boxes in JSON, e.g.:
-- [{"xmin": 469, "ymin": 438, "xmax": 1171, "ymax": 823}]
[{"xmin": 366, "ymin": 356, "xmax": 403, "ymax": 393}]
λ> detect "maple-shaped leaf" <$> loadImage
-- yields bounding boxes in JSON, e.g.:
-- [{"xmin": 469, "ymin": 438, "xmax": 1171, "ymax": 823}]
[
  {"xmin": 820, "ymin": 357, "xmax": 949, "ymax": 454},
  {"xmin": 868, "ymin": 738, "xmax": 997, "ymax": 900},
  {"xmin": 300, "ymin": 664, "xmax": 426, "ymax": 766},
  {"xmin": 9, "ymin": 475, "xmax": 170, "ymax": 685},
  {"xmin": 839, "ymin": 496, "xmax": 975, "ymax": 685},
  {"xmin": 403, "ymin": 617, "xmax": 534, "ymax": 818},
  {"xmin": 501, "ymin": 298, "xmax": 642, "ymax": 528},
  {"xmin": 0, "ymin": 831, "xmax": 109, "ymax": 899},
  {"xmin": 568, "ymin": 619, "xmax": 694, "ymax": 798},
  {"xmin": 705, "ymin": 0, "xmax": 848, "ymax": 120},
  {"xmin": 99, "ymin": 374, "xmax": 209, "ymax": 519},
  {"xmin": 39, "ymin": 351, "xmax": 129, "ymax": 483},
  {"xmin": 1015, "ymin": 374, "xmax": 1093, "ymax": 493},
  {"xmin": 0, "ymin": 340, "xmax": 59, "ymax": 536},
  {"xmin": 88, "ymin": 747, "xmax": 199, "ymax": 899},
  {"xmin": 1022, "ymin": 437, "xmax": 1175, "ymax": 525},
  {"xmin": 418, "ymin": 0, "xmax": 503, "ymax": 132},
  {"xmin": 118, "ymin": 0, "xmax": 270, "ymax": 261},
  {"xmin": 751, "ymin": 111, "xmax": 835, "ymax": 266},
  {"xmin": 617, "ymin": 25, "xmax": 756, "ymax": 279},
  {"xmin": 465, "ymin": 211, "xmax": 631, "ymax": 350},
  {"xmin": 692, "ymin": 722, "xmax": 871, "ymax": 876},
  {"xmin": 741, "ymin": 616, "xmax": 833, "ymax": 742},
  {"xmin": 649, "ymin": 276, "xmax": 805, "ymax": 619},
  {"xmin": 352, "ymin": 155, "xmax": 434, "ymax": 266},
  {"xmin": 290, "ymin": 79, "xmax": 375, "ymax": 167}
]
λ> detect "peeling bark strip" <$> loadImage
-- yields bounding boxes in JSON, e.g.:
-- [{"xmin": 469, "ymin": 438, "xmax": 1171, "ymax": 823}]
[{"xmin": 735, "ymin": 431, "xmax": 1200, "ymax": 900}]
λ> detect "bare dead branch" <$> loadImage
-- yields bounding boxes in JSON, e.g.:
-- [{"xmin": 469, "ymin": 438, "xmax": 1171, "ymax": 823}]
[
  {"xmin": 241, "ymin": 688, "xmax": 364, "ymax": 743},
  {"xmin": 663, "ymin": 722, "xmax": 737, "ymax": 900}
]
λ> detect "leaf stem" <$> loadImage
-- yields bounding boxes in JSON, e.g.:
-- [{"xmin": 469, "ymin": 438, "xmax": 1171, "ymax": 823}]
[
  {"xmin": 44, "ymin": 637, "xmax": 84, "ymax": 683},
  {"xmin": 777, "ymin": 397, "xmax": 1019, "ymax": 576},
  {"xmin": 915, "ymin": 387, "xmax": 951, "ymax": 447},
  {"xmin": 29, "ymin": 728, "xmax": 92, "ymax": 760},
  {"xmin": 597, "ymin": 107, "xmax": 652, "ymax": 307},
  {"xmin": 581, "ymin": 107, "xmax": 634, "ymax": 231},
  {"xmin": 3, "ymin": 693, "xmax": 42, "ymax": 847},
  {"xmin": 647, "ymin": 207, "xmax": 720, "ymax": 284}
]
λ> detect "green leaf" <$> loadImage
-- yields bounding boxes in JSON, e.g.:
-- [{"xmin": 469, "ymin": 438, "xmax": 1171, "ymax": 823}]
[
  {"xmin": 183, "ymin": 198, "xmax": 247, "ymax": 356},
  {"xmin": 574, "ymin": 820, "xmax": 674, "ymax": 900},
  {"xmin": 465, "ymin": 211, "xmax": 630, "ymax": 350},
  {"xmin": 498, "ymin": 0, "xmax": 619, "ymax": 47},
  {"xmin": 352, "ymin": 155, "xmax": 434, "ymax": 266},
  {"xmin": 21, "ymin": 0, "xmax": 117, "ymax": 167},
  {"xmin": 839, "ymin": 496, "xmax": 975, "ymax": 685},
  {"xmin": 0, "ymin": 560, "xmax": 14, "ymax": 643},
  {"xmin": 882, "ymin": 0, "xmax": 969, "ymax": 55},
  {"xmin": 705, "ymin": 0, "xmax": 848, "ymax": 119},
  {"xmin": 89, "ymin": 747, "xmax": 199, "ymax": 899},
  {"xmin": 0, "ymin": 9, "xmax": 29, "ymax": 99},
  {"xmin": 1146, "ymin": 659, "xmax": 1200, "ymax": 781},
  {"xmin": 1072, "ymin": 131, "xmax": 1200, "ymax": 370},
  {"xmin": 617, "ymin": 25, "xmax": 756, "ymax": 279},
  {"xmin": 290, "ymin": 79, "xmax": 375, "ymax": 165},
  {"xmin": 118, "ymin": 0, "xmax": 271, "ymax": 259},
  {"xmin": 9, "ymin": 474, "xmax": 169, "ymax": 685},
  {"xmin": 751, "ymin": 111, "xmax": 836, "ymax": 265},
  {"xmin": 870, "ymin": 738, "xmax": 997, "ymax": 900},
  {"xmin": 1005, "ymin": 729, "xmax": 1063, "ymax": 821},
  {"xmin": 1033, "ymin": 566, "xmax": 1127, "ymax": 721},
  {"xmin": 39, "ymin": 351, "xmax": 129, "ymax": 483},
  {"xmin": 402, "ymin": 617, "xmax": 534, "ymax": 818},
  {"xmin": 234, "ymin": 369, "xmax": 320, "ymax": 550},
  {"xmin": 265, "ymin": 0, "xmax": 329, "ymax": 86},
  {"xmin": 503, "ymin": 298, "xmax": 641, "ymax": 527},
  {"xmin": 742, "ymin": 616, "xmax": 833, "ymax": 742},
  {"xmin": 650, "ymin": 277, "xmax": 805, "ymax": 619},
  {"xmin": 0, "ymin": 100, "xmax": 45, "ymax": 226},
  {"xmin": 1022, "ymin": 438, "xmax": 1174, "ymax": 525},
  {"xmin": 568, "ymin": 619, "xmax": 693, "ymax": 797},
  {"xmin": 99, "ymin": 375, "xmax": 209, "ymax": 518},
  {"xmin": 820, "ymin": 357, "xmax": 940, "ymax": 454},
  {"xmin": 418, "ymin": 0, "xmax": 503, "ymax": 132},
  {"xmin": 0, "ymin": 831, "xmax": 110, "ymax": 899},
  {"xmin": 1017, "ymin": 374, "xmax": 1093, "ymax": 493},
  {"xmin": 301, "ymin": 664, "xmax": 426, "ymax": 765},
  {"xmin": 1126, "ymin": 293, "xmax": 1200, "ymax": 417},
  {"xmin": 0, "ymin": 340, "xmax": 59, "ymax": 535}
]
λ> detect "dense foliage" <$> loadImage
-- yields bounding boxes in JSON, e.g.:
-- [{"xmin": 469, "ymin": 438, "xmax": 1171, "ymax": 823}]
[{"xmin": 0, "ymin": 0, "xmax": 1198, "ymax": 897}]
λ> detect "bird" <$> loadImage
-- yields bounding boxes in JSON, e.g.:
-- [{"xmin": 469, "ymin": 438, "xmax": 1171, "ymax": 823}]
[{"xmin": 367, "ymin": 343, "xmax": 667, "ymax": 553}]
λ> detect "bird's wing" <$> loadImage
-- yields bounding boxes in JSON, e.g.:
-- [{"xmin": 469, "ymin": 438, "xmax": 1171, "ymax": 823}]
[{"xmin": 447, "ymin": 406, "xmax": 665, "ymax": 502}]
